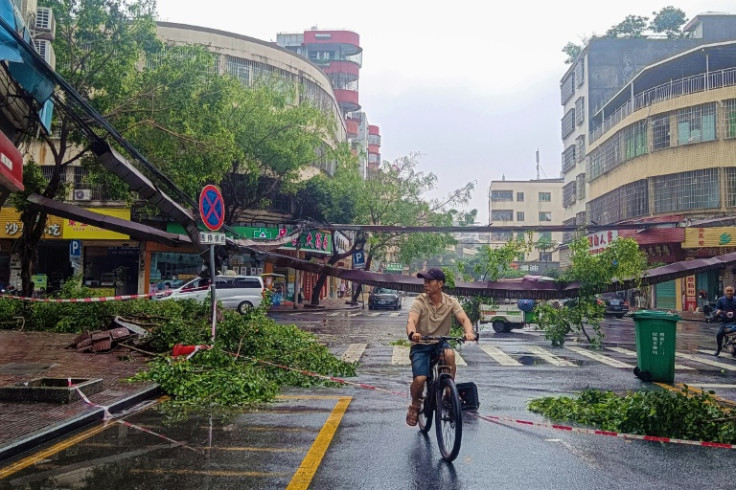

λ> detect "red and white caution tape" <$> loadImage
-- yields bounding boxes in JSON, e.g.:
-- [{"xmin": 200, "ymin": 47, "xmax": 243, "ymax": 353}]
[
  {"xmin": 229, "ymin": 352, "xmax": 408, "ymax": 398},
  {"xmin": 68, "ymin": 378, "xmax": 111, "ymax": 420},
  {"xmin": 475, "ymin": 413, "xmax": 736, "ymax": 449},
  {"xmin": 227, "ymin": 352, "xmax": 736, "ymax": 450},
  {"xmin": 0, "ymin": 292, "xmax": 168, "ymax": 303}
]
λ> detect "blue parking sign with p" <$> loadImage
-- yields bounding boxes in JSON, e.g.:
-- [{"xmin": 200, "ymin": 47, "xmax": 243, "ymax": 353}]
[{"xmin": 69, "ymin": 240, "xmax": 81, "ymax": 257}]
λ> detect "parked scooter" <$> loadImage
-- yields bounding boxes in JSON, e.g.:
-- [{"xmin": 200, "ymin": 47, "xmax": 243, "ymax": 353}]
[{"xmin": 703, "ymin": 301, "xmax": 718, "ymax": 323}]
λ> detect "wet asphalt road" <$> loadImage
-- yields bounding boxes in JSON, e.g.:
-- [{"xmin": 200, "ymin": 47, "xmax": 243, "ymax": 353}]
[{"xmin": 2, "ymin": 310, "xmax": 736, "ymax": 489}]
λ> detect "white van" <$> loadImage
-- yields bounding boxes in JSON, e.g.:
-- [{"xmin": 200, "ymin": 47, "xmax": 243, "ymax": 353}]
[{"xmin": 158, "ymin": 275, "xmax": 265, "ymax": 313}]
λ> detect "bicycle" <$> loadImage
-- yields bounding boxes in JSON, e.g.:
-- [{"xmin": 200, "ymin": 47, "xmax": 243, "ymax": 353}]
[{"xmin": 416, "ymin": 335, "xmax": 467, "ymax": 462}]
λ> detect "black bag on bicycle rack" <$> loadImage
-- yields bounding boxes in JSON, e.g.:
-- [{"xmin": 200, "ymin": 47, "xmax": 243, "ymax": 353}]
[{"xmin": 456, "ymin": 382, "xmax": 480, "ymax": 411}]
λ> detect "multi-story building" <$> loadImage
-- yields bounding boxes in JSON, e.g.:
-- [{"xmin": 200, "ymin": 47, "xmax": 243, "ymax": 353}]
[
  {"xmin": 277, "ymin": 29, "xmax": 381, "ymax": 177},
  {"xmin": 559, "ymin": 12, "xmax": 736, "ymax": 309},
  {"xmin": 488, "ymin": 178, "xmax": 563, "ymax": 275}
]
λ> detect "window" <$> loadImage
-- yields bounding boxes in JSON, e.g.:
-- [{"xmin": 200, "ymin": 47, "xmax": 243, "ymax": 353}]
[
  {"xmin": 516, "ymin": 211, "xmax": 525, "ymax": 221},
  {"xmin": 516, "ymin": 192, "xmax": 524, "ymax": 202},
  {"xmin": 563, "ymin": 181, "xmax": 577, "ymax": 207},
  {"xmin": 539, "ymin": 252, "xmax": 553, "ymax": 262},
  {"xmin": 491, "ymin": 190, "xmax": 513, "ymax": 201},
  {"xmin": 653, "ymin": 168, "xmax": 719, "ymax": 213},
  {"xmin": 652, "ymin": 114, "xmax": 670, "ymax": 150},
  {"xmin": 539, "ymin": 212, "xmax": 552, "ymax": 221},
  {"xmin": 726, "ymin": 99, "xmax": 736, "ymax": 139},
  {"xmin": 491, "ymin": 210, "xmax": 513, "ymax": 221},
  {"xmin": 538, "ymin": 192, "xmax": 551, "ymax": 202},
  {"xmin": 623, "ymin": 120, "xmax": 647, "ymax": 160},
  {"xmin": 588, "ymin": 180, "xmax": 648, "ymax": 224},
  {"xmin": 539, "ymin": 231, "xmax": 552, "ymax": 241},
  {"xmin": 562, "ymin": 145, "xmax": 576, "ymax": 173},
  {"xmin": 561, "ymin": 108, "xmax": 575, "ymax": 138},
  {"xmin": 677, "ymin": 103, "xmax": 716, "ymax": 145}
]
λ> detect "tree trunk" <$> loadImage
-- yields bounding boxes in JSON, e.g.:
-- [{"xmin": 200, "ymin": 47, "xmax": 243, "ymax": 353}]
[
  {"xmin": 349, "ymin": 254, "xmax": 372, "ymax": 305},
  {"xmin": 17, "ymin": 210, "xmax": 48, "ymax": 297},
  {"xmin": 309, "ymin": 237, "xmax": 366, "ymax": 306}
]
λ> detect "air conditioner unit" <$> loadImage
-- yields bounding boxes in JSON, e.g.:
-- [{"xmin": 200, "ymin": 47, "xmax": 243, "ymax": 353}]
[
  {"xmin": 33, "ymin": 7, "xmax": 55, "ymax": 41},
  {"xmin": 33, "ymin": 39, "xmax": 55, "ymax": 68},
  {"xmin": 74, "ymin": 189, "xmax": 92, "ymax": 201}
]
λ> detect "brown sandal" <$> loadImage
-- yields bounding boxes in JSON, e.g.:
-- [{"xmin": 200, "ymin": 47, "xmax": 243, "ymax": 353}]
[{"xmin": 406, "ymin": 402, "xmax": 421, "ymax": 426}]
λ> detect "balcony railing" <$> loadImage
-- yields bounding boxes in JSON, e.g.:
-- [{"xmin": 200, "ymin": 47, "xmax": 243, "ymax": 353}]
[{"xmin": 591, "ymin": 66, "xmax": 736, "ymax": 143}]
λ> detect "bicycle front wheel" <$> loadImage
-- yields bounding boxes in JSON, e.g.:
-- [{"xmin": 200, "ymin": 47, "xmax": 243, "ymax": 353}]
[
  {"xmin": 435, "ymin": 376, "xmax": 463, "ymax": 461},
  {"xmin": 418, "ymin": 381, "xmax": 433, "ymax": 433}
]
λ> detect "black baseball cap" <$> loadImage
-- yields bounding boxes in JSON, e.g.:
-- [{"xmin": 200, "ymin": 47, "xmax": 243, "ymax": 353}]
[{"xmin": 417, "ymin": 268, "xmax": 445, "ymax": 282}]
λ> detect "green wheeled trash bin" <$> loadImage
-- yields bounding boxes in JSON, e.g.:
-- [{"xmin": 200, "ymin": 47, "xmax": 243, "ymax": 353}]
[{"xmin": 630, "ymin": 310, "xmax": 680, "ymax": 382}]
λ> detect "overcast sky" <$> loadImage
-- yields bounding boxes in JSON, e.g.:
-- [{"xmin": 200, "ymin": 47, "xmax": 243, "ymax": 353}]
[{"xmin": 155, "ymin": 0, "xmax": 734, "ymax": 223}]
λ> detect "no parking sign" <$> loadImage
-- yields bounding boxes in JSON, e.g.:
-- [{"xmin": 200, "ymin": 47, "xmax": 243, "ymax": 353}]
[{"xmin": 199, "ymin": 185, "xmax": 225, "ymax": 232}]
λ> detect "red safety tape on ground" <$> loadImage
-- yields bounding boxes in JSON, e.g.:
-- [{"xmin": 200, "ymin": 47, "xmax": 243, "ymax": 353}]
[
  {"xmin": 227, "ymin": 351, "xmax": 736, "ymax": 451},
  {"xmin": 116, "ymin": 419, "xmax": 204, "ymax": 454},
  {"xmin": 0, "ymin": 292, "xmax": 168, "ymax": 303},
  {"xmin": 475, "ymin": 414, "xmax": 736, "ymax": 450},
  {"xmin": 229, "ymin": 352, "xmax": 408, "ymax": 398}
]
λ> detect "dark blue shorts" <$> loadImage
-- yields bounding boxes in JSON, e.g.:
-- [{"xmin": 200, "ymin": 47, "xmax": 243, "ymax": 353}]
[{"xmin": 410, "ymin": 341, "xmax": 450, "ymax": 378}]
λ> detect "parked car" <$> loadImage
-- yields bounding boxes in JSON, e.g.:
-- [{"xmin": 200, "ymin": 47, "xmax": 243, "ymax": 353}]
[
  {"xmin": 368, "ymin": 287, "xmax": 402, "ymax": 310},
  {"xmin": 597, "ymin": 293, "xmax": 630, "ymax": 318},
  {"xmin": 156, "ymin": 275, "xmax": 264, "ymax": 314}
]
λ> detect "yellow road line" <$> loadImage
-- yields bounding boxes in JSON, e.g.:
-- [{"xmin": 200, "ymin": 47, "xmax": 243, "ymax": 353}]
[
  {"xmin": 0, "ymin": 396, "xmax": 168, "ymax": 479},
  {"xmin": 0, "ymin": 423, "xmax": 111, "ymax": 479},
  {"xmin": 287, "ymin": 396, "xmax": 352, "ymax": 490},
  {"xmin": 654, "ymin": 382, "xmax": 736, "ymax": 410}
]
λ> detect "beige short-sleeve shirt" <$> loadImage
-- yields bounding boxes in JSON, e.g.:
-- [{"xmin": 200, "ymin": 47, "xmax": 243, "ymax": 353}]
[{"xmin": 409, "ymin": 292, "xmax": 464, "ymax": 340}]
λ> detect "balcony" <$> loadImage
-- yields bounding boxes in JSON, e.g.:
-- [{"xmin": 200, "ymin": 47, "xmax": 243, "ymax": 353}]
[
  {"xmin": 591, "ymin": 65, "xmax": 736, "ymax": 143},
  {"xmin": 304, "ymin": 31, "xmax": 362, "ymax": 57},
  {"xmin": 334, "ymin": 88, "xmax": 360, "ymax": 112},
  {"xmin": 346, "ymin": 118, "xmax": 359, "ymax": 137},
  {"xmin": 368, "ymin": 144, "xmax": 380, "ymax": 155}
]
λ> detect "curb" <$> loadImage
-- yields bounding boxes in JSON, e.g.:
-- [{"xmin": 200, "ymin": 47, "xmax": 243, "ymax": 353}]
[
  {"xmin": 268, "ymin": 306, "xmax": 363, "ymax": 314},
  {"xmin": 0, "ymin": 384, "xmax": 162, "ymax": 462}
]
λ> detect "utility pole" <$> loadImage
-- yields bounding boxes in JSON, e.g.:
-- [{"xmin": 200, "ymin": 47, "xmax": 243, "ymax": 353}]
[{"xmin": 536, "ymin": 148, "xmax": 540, "ymax": 180}]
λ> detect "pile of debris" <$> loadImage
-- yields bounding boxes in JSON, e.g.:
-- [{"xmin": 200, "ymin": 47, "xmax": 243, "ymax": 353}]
[{"xmin": 68, "ymin": 316, "xmax": 153, "ymax": 354}]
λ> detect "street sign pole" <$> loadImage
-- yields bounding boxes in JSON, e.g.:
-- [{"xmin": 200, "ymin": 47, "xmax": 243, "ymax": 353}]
[
  {"xmin": 199, "ymin": 184, "xmax": 226, "ymax": 343},
  {"xmin": 209, "ymin": 244, "xmax": 216, "ymax": 341}
]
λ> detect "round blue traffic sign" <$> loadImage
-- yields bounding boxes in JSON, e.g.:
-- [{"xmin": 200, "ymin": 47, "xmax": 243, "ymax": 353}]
[{"xmin": 199, "ymin": 185, "xmax": 225, "ymax": 231}]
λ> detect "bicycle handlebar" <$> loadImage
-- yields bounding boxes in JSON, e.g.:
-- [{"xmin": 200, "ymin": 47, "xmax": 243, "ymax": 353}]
[{"xmin": 420, "ymin": 335, "xmax": 475, "ymax": 343}]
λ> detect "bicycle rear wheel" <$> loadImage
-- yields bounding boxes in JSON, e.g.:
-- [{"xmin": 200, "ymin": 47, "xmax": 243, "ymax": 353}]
[
  {"xmin": 435, "ymin": 376, "xmax": 463, "ymax": 461},
  {"xmin": 418, "ymin": 382, "xmax": 433, "ymax": 433}
]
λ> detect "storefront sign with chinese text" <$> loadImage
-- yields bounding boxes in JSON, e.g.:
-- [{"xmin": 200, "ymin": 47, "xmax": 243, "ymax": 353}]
[
  {"xmin": 62, "ymin": 208, "xmax": 131, "ymax": 239},
  {"xmin": 587, "ymin": 230, "xmax": 619, "ymax": 254},
  {"xmin": 683, "ymin": 227, "xmax": 736, "ymax": 248},
  {"xmin": 0, "ymin": 208, "xmax": 63, "ymax": 239},
  {"xmin": 685, "ymin": 275, "xmax": 697, "ymax": 311}
]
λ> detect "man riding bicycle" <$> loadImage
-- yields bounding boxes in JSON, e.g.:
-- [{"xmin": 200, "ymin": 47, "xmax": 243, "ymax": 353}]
[
  {"xmin": 405, "ymin": 268, "xmax": 476, "ymax": 426},
  {"xmin": 714, "ymin": 285, "xmax": 736, "ymax": 357}
]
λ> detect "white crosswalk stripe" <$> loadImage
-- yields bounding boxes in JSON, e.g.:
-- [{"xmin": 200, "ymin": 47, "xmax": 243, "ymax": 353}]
[
  {"xmin": 566, "ymin": 346, "xmax": 633, "ymax": 368},
  {"xmin": 327, "ymin": 312, "xmax": 340, "ymax": 317},
  {"xmin": 392, "ymin": 346, "xmax": 411, "ymax": 365},
  {"xmin": 389, "ymin": 312, "xmax": 401, "ymax": 317},
  {"xmin": 675, "ymin": 352, "xmax": 736, "ymax": 371},
  {"xmin": 606, "ymin": 346, "xmax": 693, "ymax": 370},
  {"xmin": 367, "ymin": 312, "xmax": 381, "ymax": 317},
  {"xmin": 526, "ymin": 346, "xmax": 577, "ymax": 367},
  {"xmin": 347, "ymin": 312, "xmax": 362, "ymax": 317},
  {"xmin": 390, "ymin": 345, "xmax": 466, "ymax": 366},
  {"xmin": 341, "ymin": 343, "xmax": 367, "ymax": 363},
  {"xmin": 479, "ymin": 344, "xmax": 522, "ymax": 366}
]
